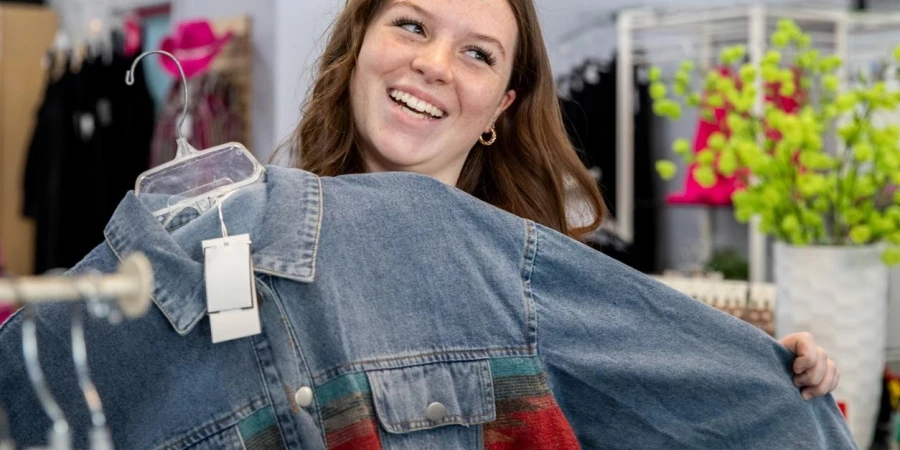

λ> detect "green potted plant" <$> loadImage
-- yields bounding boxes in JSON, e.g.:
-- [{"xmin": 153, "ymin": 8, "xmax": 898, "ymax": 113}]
[{"xmin": 650, "ymin": 18, "xmax": 900, "ymax": 448}]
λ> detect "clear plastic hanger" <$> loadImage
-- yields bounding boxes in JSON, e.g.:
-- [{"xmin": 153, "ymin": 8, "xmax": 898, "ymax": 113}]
[
  {"xmin": 71, "ymin": 277, "xmax": 114, "ymax": 450},
  {"xmin": 21, "ymin": 302, "xmax": 71, "ymax": 450},
  {"xmin": 125, "ymin": 50, "xmax": 264, "ymax": 219}
]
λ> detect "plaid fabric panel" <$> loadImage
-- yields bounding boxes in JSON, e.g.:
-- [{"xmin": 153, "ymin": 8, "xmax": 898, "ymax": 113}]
[
  {"xmin": 318, "ymin": 372, "xmax": 383, "ymax": 450},
  {"xmin": 238, "ymin": 405, "xmax": 286, "ymax": 450},
  {"xmin": 484, "ymin": 357, "xmax": 580, "ymax": 450}
]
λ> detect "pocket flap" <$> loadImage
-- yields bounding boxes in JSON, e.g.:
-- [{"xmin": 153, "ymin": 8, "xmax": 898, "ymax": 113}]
[{"xmin": 366, "ymin": 360, "xmax": 496, "ymax": 433}]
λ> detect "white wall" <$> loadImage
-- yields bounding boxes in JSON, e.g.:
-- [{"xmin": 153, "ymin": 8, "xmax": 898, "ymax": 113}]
[
  {"xmin": 272, "ymin": 0, "xmax": 342, "ymax": 163},
  {"xmin": 170, "ymin": 0, "xmax": 278, "ymax": 161}
]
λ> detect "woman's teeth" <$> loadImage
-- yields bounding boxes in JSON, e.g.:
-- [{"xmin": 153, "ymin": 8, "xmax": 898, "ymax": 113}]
[{"xmin": 390, "ymin": 89, "xmax": 445, "ymax": 119}]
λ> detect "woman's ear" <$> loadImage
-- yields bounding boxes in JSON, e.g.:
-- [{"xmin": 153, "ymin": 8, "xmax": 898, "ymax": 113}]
[{"xmin": 488, "ymin": 89, "xmax": 516, "ymax": 132}]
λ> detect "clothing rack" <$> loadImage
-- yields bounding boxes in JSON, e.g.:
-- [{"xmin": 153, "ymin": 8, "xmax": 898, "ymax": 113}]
[
  {"xmin": 0, "ymin": 253, "xmax": 154, "ymax": 319},
  {"xmin": 615, "ymin": 4, "xmax": 900, "ymax": 282}
]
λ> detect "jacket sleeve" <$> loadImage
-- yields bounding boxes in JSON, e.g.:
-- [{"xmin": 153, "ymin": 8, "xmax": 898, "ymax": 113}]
[{"xmin": 530, "ymin": 225, "xmax": 857, "ymax": 450}]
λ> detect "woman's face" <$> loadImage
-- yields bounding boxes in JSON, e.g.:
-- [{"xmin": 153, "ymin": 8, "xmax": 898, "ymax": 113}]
[{"xmin": 350, "ymin": 0, "xmax": 518, "ymax": 185}]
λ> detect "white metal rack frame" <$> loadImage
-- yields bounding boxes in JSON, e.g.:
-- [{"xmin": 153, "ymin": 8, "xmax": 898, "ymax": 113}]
[
  {"xmin": 616, "ymin": 5, "xmax": 900, "ymax": 282},
  {"xmin": 0, "ymin": 253, "xmax": 154, "ymax": 318}
]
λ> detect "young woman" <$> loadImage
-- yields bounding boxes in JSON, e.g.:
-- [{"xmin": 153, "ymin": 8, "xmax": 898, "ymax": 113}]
[{"xmin": 285, "ymin": 0, "xmax": 838, "ymax": 401}]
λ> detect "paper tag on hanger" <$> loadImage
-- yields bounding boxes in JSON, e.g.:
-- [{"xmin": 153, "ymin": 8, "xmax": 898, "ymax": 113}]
[{"xmin": 202, "ymin": 234, "xmax": 261, "ymax": 343}]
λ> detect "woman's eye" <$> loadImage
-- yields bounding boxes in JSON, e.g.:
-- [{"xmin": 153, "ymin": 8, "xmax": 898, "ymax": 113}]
[
  {"xmin": 466, "ymin": 48, "xmax": 496, "ymax": 66},
  {"xmin": 466, "ymin": 49, "xmax": 486, "ymax": 61},
  {"xmin": 402, "ymin": 23, "xmax": 424, "ymax": 34},
  {"xmin": 394, "ymin": 18, "xmax": 425, "ymax": 36}
]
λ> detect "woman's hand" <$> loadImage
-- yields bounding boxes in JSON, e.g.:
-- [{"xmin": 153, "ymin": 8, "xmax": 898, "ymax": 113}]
[{"xmin": 779, "ymin": 332, "xmax": 840, "ymax": 400}]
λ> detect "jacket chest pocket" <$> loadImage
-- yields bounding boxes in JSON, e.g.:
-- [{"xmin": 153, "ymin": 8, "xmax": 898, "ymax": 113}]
[{"xmin": 366, "ymin": 360, "xmax": 496, "ymax": 450}]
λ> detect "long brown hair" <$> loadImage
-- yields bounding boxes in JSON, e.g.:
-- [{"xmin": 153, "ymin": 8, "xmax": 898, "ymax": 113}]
[{"xmin": 284, "ymin": 0, "xmax": 604, "ymax": 239}]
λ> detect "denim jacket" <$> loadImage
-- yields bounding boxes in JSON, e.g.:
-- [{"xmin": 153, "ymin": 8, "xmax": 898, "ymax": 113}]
[{"xmin": 0, "ymin": 166, "xmax": 855, "ymax": 449}]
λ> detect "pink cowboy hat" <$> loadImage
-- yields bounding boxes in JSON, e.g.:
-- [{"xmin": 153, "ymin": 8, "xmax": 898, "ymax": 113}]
[{"xmin": 159, "ymin": 19, "xmax": 233, "ymax": 80}]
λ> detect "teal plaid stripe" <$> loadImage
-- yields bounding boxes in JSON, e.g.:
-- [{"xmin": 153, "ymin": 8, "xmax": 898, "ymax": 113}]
[{"xmin": 238, "ymin": 406, "xmax": 285, "ymax": 450}]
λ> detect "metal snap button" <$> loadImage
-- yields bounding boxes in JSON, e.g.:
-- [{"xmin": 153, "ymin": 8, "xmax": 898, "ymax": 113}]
[
  {"xmin": 294, "ymin": 386, "xmax": 314, "ymax": 408},
  {"xmin": 425, "ymin": 402, "xmax": 447, "ymax": 421}
]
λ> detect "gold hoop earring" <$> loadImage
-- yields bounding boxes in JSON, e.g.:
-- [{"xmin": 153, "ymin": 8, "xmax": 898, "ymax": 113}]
[{"xmin": 479, "ymin": 126, "xmax": 497, "ymax": 146}]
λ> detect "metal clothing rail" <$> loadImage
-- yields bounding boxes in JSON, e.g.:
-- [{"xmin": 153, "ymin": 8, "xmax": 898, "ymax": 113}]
[
  {"xmin": 0, "ymin": 253, "xmax": 154, "ymax": 319},
  {"xmin": 615, "ymin": 4, "xmax": 900, "ymax": 282}
]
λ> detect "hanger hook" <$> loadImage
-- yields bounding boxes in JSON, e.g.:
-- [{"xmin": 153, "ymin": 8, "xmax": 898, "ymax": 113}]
[
  {"xmin": 16, "ymin": 280, "xmax": 71, "ymax": 447},
  {"xmin": 126, "ymin": 50, "xmax": 188, "ymax": 142},
  {"xmin": 71, "ymin": 274, "xmax": 114, "ymax": 450}
]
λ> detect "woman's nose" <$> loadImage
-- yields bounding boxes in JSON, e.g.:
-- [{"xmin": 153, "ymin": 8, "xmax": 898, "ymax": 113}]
[{"xmin": 411, "ymin": 41, "xmax": 453, "ymax": 84}]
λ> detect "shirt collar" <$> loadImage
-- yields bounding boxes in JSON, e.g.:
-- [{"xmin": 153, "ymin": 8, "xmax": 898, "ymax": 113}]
[{"xmin": 102, "ymin": 166, "xmax": 322, "ymax": 335}]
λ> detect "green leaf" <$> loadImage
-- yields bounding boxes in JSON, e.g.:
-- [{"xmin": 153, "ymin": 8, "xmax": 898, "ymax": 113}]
[
  {"xmin": 719, "ymin": 150, "xmax": 738, "ymax": 176},
  {"xmin": 673, "ymin": 138, "xmax": 691, "ymax": 155},
  {"xmin": 846, "ymin": 208, "xmax": 865, "ymax": 225},
  {"xmin": 839, "ymin": 122, "xmax": 859, "ymax": 142},
  {"xmin": 763, "ymin": 50, "xmax": 782, "ymax": 66},
  {"xmin": 820, "ymin": 55, "xmax": 842, "ymax": 73},
  {"xmin": 798, "ymin": 174, "xmax": 827, "ymax": 198},
  {"xmin": 777, "ymin": 18, "xmax": 796, "ymax": 32},
  {"xmin": 694, "ymin": 166, "xmax": 717, "ymax": 188},
  {"xmin": 854, "ymin": 142, "xmax": 874, "ymax": 162},
  {"xmin": 697, "ymin": 149, "xmax": 716, "ymax": 165},
  {"xmin": 762, "ymin": 65, "xmax": 780, "ymax": 82},
  {"xmin": 882, "ymin": 247, "xmax": 900, "ymax": 265},
  {"xmin": 887, "ymin": 206, "xmax": 900, "ymax": 224},
  {"xmin": 708, "ymin": 94, "xmax": 724, "ymax": 108},
  {"xmin": 739, "ymin": 65, "xmax": 757, "ymax": 83},
  {"xmin": 856, "ymin": 176, "xmax": 878, "ymax": 197},
  {"xmin": 823, "ymin": 75, "xmax": 840, "ymax": 92},
  {"xmin": 680, "ymin": 61, "xmax": 695, "ymax": 72},
  {"xmin": 649, "ymin": 67, "xmax": 662, "ymax": 82},
  {"xmin": 801, "ymin": 77, "xmax": 813, "ymax": 90},
  {"xmin": 836, "ymin": 93, "xmax": 858, "ymax": 112},
  {"xmin": 656, "ymin": 160, "xmax": 678, "ymax": 180},
  {"xmin": 735, "ymin": 207, "xmax": 754, "ymax": 223},
  {"xmin": 708, "ymin": 132, "xmax": 727, "ymax": 150},
  {"xmin": 850, "ymin": 225, "xmax": 873, "ymax": 244},
  {"xmin": 782, "ymin": 214, "xmax": 801, "ymax": 234},
  {"xmin": 686, "ymin": 93, "xmax": 701, "ymax": 107},
  {"xmin": 874, "ymin": 216, "xmax": 895, "ymax": 234},
  {"xmin": 779, "ymin": 82, "xmax": 796, "ymax": 98},
  {"xmin": 650, "ymin": 82, "xmax": 667, "ymax": 100},
  {"xmin": 771, "ymin": 31, "xmax": 790, "ymax": 48}
]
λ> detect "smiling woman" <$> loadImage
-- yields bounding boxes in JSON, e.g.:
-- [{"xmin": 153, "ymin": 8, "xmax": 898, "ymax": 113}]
[
  {"xmin": 349, "ymin": 0, "xmax": 518, "ymax": 186},
  {"xmin": 285, "ymin": 0, "xmax": 605, "ymax": 239},
  {"xmin": 277, "ymin": 1, "xmax": 846, "ymax": 447}
]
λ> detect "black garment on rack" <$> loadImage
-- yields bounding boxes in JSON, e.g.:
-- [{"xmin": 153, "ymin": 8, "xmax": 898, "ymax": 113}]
[
  {"xmin": 560, "ymin": 57, "xmax": 659, "ymax": 274},
  {"xmin": 23, "ymin": 45, "xmax": 155, "ymax": 273}
]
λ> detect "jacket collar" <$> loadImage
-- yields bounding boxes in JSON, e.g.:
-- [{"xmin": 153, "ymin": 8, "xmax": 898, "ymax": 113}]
[{"xmin": 102, "ymin": 166, "xmax": 322, "ymax": 335}]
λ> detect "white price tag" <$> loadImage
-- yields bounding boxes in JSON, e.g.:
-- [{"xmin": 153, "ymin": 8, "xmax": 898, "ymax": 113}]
[{"xmin": 202, "ymin": 234, "xmax": 261, "ymax": 343}]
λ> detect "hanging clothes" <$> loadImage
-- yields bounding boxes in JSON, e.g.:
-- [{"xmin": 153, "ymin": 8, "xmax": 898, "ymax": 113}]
[
  {"xmin": 150, "ymin": 74, "xmax": 244, "ymax": 167},
  {"xmin": 23, "ymin": 41, "xmax": 156, "ymax": 273},
  {"xmin": 560, "ymin": 56, "xmax": 659, "ymax": 274}
]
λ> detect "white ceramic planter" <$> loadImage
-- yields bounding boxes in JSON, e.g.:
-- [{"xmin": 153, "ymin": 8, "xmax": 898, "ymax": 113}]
[{"xmin": 774, "ymin": 243, "xmax": 888, "ymax": 450}]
